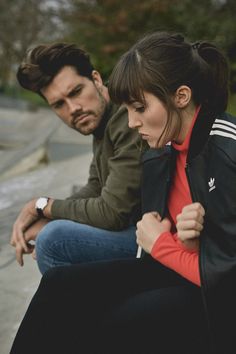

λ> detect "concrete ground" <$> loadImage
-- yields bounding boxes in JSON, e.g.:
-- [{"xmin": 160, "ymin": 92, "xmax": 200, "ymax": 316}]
[
  {"xmin": 0, "ymin": 253, "xmax": 41, "ymax": 354},
  {"xmin": 0, "ymin": 107, "xmax": 92, "ymax": 353}
]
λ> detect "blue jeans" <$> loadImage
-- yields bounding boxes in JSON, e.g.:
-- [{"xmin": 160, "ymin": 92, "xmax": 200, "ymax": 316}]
[{"xmin": 35, "ymin": 220, "xmax": 137, "ymax": 274}]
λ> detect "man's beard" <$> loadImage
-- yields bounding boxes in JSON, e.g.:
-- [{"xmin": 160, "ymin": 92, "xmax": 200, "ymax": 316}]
[{"xmin": 71, "ymin": 90, "xmax": 107, "ymax": 135}]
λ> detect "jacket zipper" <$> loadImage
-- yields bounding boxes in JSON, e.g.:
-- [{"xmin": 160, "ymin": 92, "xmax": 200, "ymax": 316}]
[
  {"xmin": 161, "ymin": 169, "xmax": 172, "ymax": 219},
  {"xmin": 185, "ymin": 162, "xmax": 212, "ymax": 349}
]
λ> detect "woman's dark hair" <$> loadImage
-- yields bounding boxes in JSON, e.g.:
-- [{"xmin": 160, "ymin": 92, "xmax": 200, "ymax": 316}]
[
  {"xmin": 17, "ymin": 43, "xmax": 94, "ymax": 94},
  {"xmin": 109, "ymin": 31, "xmax": 229, "ymax": 142}
]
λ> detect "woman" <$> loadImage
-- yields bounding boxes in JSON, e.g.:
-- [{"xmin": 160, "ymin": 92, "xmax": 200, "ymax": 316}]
[{"xmin": 10, "ymin": 32, "xmax": 236, "ymax": 354}]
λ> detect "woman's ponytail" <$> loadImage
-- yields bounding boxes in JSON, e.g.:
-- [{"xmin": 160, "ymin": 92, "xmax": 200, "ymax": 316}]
[{"xmin": 197, "ymin": 42, "xmax": 229, "ymax": 113}]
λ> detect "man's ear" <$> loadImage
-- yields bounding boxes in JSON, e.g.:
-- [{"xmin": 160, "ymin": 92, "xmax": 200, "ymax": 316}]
[
  {"xmin": 92, "ymin": 70, "xmax": 103, "ymax": 88},
  {"xmin": 174, "ymin": 85, "xmax": 192, "ymax": 108}
]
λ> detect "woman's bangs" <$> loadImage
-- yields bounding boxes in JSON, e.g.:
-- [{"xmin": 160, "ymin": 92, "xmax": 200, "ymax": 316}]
[{"xmin": 109, "ymin": 52, "xmax": 144, "ymax": 105}]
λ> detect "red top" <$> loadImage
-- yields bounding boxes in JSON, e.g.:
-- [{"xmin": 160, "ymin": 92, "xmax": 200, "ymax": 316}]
[{"xmin": 151, "ymin": 107, "xmax": 201, "ymax": 286}]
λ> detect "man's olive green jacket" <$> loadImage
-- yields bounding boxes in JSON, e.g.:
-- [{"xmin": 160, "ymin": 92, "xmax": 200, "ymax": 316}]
[{"xmin": 51, "ymin": 103, "xmax": 145, "ymax": 230}]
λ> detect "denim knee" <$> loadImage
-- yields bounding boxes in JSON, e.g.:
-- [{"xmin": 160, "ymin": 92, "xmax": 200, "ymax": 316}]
[
  {"xmin": 35, "ymin": 220, "xmax": 137, "ymax": 274},
  {"xmin": 35, "ymin": 220, "xmax": 69, "ymax": 274},
  {"xmin": 36, "ymin": 220, "xmax": 65, "ymax": 252}
]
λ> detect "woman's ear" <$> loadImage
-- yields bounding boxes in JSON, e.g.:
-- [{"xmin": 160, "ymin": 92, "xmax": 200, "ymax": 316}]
[{"xmin": 174, "ymin": 85, "xmax": 192, "ymax": 108}]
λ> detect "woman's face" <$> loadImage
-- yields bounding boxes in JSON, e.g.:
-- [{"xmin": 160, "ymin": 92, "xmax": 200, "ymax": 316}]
[{"xmin": 125, "ymin": 92, "xmax": 176, "ymax": 148}]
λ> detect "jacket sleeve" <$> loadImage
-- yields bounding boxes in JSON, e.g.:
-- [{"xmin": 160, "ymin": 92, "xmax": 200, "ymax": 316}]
[
  {"xmin": 66, "ymin": 156, "xmax": 101, "ymax": 199},
  {"xmin": 51, "ymin": 108, "xmax": 143, "ymax": 230}
]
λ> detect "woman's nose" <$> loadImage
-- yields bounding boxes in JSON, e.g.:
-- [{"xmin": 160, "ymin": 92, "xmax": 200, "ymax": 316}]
[{"xmin": 128, "ymin": 113, "xmax": 142, "ymax": 129}]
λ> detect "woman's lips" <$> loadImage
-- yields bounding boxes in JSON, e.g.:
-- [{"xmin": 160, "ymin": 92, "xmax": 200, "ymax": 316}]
[{"xmin": 140, "ymin": 133, "xmax": 150, "ymax": 140}]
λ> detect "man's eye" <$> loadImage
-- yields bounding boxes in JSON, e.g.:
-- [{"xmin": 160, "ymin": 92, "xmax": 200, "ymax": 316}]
[
  {"xmin": 53, "ymin": 101, "xmax": 64, "ymax": 109},
  {"xmin": 70, "ymin": 87, "xmax": 82, "ymax": 97},
  {"xmin": 135, "ymin": 106, "xmax": 145, "ymax": 113}
]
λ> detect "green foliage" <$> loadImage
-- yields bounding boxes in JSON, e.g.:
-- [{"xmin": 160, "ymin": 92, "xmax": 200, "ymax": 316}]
[
  {"xmin": 171, "ymin": 0, "xmax": 236, "ymax": 91},
  {"xmin": 1, "ymin": 0, "xmax": 236, "ymax": 93},
  {"xmin": 228, "ymin": 94, "xmax": 236, "ymax": 115},
  {"xmin": 16, "ymin": 89, "xmax": 47, "ymax": 107},
  {"xmin": 57, "ymin": 0, "xmax": 236, "ymax": 89},
  {"xmin": 0, "ymin": 0, "xmax": 65, "ymax": 88},
  {"xmin": 60, "ymin": 0, "xmax": 178, "ymax": 79},
  {"xmin": 1, "ymin": 84, "xmax": 47, "ymax": 107}
]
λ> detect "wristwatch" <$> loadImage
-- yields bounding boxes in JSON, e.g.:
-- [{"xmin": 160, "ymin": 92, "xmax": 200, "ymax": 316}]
[{"xmin": 35, "ymin": 197, "xmax": 49, "ymax": 217}]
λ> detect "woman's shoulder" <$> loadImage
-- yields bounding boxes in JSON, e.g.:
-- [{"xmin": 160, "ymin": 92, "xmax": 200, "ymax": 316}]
[{"xmin": 209, "ymin": 112, "xmax": 236, "ymax": 162}]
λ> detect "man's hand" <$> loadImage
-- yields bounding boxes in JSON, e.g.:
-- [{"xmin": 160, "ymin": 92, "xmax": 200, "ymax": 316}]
[
  {"xmin": 176, "ymin": 202, "xmax": 205, "ymax": 251},
  {"xmin": 10, "ymin": 198, "xmax": 50, "ymax": 266},
  {"xmin": 11, "ymin": 217, "xmax": 50, "ymax": 266},
  {"xmin": 136, "ymin": 212, "xmax": 171, "ymax": 254},
  {"xmin": 10, "ymin": 199, "xmax": 39, "ymax": 252}
]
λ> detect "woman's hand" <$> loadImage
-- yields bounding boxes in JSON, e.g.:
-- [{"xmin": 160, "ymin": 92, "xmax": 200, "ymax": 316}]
[
  {"xmin": 136, "ymin": 212, "xmax": 171, "ymax": 254},
  {"xmin": 176, "ymin": 202, "xmax": 205, "ymax": 251}
]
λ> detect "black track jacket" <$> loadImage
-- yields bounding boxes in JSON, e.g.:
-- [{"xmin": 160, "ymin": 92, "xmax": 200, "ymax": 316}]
[{"xmin": 141, "ymin": 108, "xmax": 236, "ymax": 354}]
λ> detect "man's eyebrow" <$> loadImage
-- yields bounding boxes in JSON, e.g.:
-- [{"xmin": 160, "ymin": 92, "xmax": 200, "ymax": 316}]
[
  {"xmin": 49, "ymin": 84, "xmax": 84, "ymax": 107},
  {"xmin": 68, "ymin": 83, "xmax": 84, "ymax": 97}
]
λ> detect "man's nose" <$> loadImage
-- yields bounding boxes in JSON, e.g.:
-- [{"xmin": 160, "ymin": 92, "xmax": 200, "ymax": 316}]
[{"xmin": 67, "ymin": 99, "xmax": 82, "ymax": 115}]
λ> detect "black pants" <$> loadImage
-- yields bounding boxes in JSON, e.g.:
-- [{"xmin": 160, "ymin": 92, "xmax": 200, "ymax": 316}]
[{"xmin": 10, "ymin": 256, "xmax": 209, "ymax": 354}]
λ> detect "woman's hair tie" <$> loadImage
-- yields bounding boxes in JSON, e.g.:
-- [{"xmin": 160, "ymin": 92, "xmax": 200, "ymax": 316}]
[{"xmin": 192, "ymin": 42, "xmax": 200, "ymax": 50}]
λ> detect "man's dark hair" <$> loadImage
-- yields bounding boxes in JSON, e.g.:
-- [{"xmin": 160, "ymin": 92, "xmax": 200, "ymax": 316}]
[{"xmin": 17, "ymin": 43, "xmax": 94, "ymax": 94}]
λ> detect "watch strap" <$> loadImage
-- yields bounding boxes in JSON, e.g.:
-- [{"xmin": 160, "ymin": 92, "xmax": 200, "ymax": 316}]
[
  {"xmin": 36, "ymin": 207, "xmax": 45, "ymax": 218},
  {"xmin": 36, "ymin": 197, "xmax": 49, "ymax": 218}
]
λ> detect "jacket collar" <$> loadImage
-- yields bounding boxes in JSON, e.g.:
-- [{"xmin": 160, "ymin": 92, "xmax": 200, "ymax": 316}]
[
  {"xmin": 93, "ymin": 101, "xmax": 118, "ymax": 139},
  {"xmin": 187, "ymin": 106, "xmax": 218, "ymax": 162}
]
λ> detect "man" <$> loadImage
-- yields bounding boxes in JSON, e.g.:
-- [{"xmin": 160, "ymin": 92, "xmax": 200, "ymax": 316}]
[{"xmin": 11, "ymin": 43, "xmax": 145, "ymax": 274}]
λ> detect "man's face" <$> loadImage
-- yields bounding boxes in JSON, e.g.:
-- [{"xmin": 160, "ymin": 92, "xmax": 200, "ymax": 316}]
[{"xmin": 41, "ymin": 66, "xmax": 108, "ymax": 135}]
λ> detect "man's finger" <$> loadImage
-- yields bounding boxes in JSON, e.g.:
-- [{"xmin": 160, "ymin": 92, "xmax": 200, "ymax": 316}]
[
  {"xmin": 32, "ymin": 248, "xmax": 37, "ymax": 260},
  {"xmin": 15, "ymin": 229, "xmax": 29, "ymax": 253},
  {"xmin": 11, "ymin": 222, "xmax": 28, "ymax": 252},
  {"xmin": 15, "ymin": 245, "xmax": 24, "ymax": 266},
  {"xmin": 10, "ymin": 239, "xmax": 16, "ymax": 247},
  {"xmin": 10, "ymin": 227, "xmax": 18, "ymax": 247}
]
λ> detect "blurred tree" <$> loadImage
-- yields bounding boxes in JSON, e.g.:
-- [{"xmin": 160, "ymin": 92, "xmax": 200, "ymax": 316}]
[
  {"xmin": 0, "ymin": 0, "xmax": 64, "ymax": 89},
  {"xmin": 172, "ymin": 0, "xmax": 236, "ymax": 91},
  {"xmin": 59, "ymin": 0, "xmax": 236, "ymax": 89},
  {"xmin": 1, "ymin": 0, "xmax": 235, "ymax": 92},
  {"xmin": 60, "ymin": 0, "xmax": 175, "ymax": 79}
]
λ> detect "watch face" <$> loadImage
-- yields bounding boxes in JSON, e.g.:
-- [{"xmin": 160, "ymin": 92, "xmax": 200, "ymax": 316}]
[{"xmin": 36, "ymin": 197, "xmax": 48, "ymax": 209}]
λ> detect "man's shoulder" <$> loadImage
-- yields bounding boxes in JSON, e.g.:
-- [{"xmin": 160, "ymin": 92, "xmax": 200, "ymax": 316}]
[
  {"xmin": 106, "ymin": 104, "xmax": 137, "ymax": 140},
  {"xmin": 105, "ymin": 104, "xmax": 148, "ymax": 151},
  {"xmin": 102, "ymin": 103, "xmax": 147, "ymax": 150},
  {"xmin": 109, "ymin": 104, "xmax": 128, "ymax": 124},
  {"xmin": 103, "ymin": 103, "xmax": 128, "ymax": 135}
]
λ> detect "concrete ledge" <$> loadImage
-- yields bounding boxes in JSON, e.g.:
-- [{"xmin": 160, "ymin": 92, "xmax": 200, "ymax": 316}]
[
  {"xmin": 0, "ymin": 107, "xmax": 59, "ymax": 181},
  {"xmin": 0, "ymin": 151, "xmax": 92, "ymax": 353}
]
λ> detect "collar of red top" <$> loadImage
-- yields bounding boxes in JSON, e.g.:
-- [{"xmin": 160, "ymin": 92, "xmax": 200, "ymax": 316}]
[{"xmin": 172, "ymin": 105, "xmax": 201, "ymax": 153}]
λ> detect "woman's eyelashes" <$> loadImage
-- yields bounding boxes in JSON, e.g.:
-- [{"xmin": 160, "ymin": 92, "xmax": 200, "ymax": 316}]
[{"xmin": 134, "ymin": 105, "xmax": 145, "ymax": 113}]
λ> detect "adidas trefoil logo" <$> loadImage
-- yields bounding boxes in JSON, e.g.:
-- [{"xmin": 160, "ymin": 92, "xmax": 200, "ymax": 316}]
[{"xmin": 208, "ymin": 177, "xmax": 216, "ymax": 192}]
